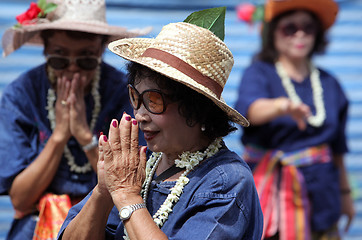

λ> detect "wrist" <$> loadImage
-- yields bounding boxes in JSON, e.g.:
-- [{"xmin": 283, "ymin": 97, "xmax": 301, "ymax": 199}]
[
  {"xmin": 111, "ymin": 190, "xmax": 143, "ymax": 209},
  {"xmin": 341, "ymin": 188, "xmax": 351, "ymax": 195},
  {"xmin": 274, "ymin": 97, "xmax": 290, "ymax": 115},
  {"xmin": 82, "ymin": 135, "xmax": 98, "ymax": 152}
]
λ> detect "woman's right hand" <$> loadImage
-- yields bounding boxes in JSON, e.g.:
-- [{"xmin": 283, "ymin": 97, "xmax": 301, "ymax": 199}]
[
  {"xmin": 101, "ymin": 113, "xmax": 147, "ymax": 206},
  {"xmin": 95, "ymin": 134, "xmax": 112, "ymax": 202},
  {"xmin": 284, "ymin": 99, "xmax": 311, "ymax": 131},
  {"xmin": 54, "ymin": 75, "xmax": 71, "ymax": 142},
  {"xmin": 249, "ymin": 97, "xmax": 311, "ymax": 131}
]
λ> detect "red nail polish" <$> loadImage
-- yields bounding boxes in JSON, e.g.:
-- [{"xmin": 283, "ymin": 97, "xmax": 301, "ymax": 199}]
[
  {"xmin": 144, "ymin": 147, "xmax": 147, "ymax": 153},
  {"xmin": 100, "ymin": 132, "xmax": 103, "ymax": 136},
  {"xmin": 112, "ymin": 120, "xmax": 117, "ymax": 128},
  {"xmin": 125, "ymin": 116, "xmax": 131, "ymax": 121},
  {"xmin": 132, "ymin": 120, "xmax": 137, "ymax": 125},
  {"xmin": 103, "ymin": 135, "xmax": 108, "ymax": 142}
]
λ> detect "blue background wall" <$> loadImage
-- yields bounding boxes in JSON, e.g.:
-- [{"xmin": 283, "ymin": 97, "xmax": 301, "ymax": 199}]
[{"xmin": 0, "ymin": 0, "xmax": 361, "ymax": 239}]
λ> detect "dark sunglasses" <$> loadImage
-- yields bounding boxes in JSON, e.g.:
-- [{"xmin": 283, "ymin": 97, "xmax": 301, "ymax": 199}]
[
  {"xmin": 128, "ymin": 84, "xmax": 169, "ymax": 114},
  {"xmin": 46, "ymin": 55, "xmax": 101, "ymax": 70},
  {"xmin": 278, "ymin": 22, "xmax": 317, "ymax": 37}
]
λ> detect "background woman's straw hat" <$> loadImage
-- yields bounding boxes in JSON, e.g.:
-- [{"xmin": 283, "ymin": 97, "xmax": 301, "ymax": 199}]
[
  {"xmin": 264, "ymin": 0, "xmax": 339, "ymax": 30},
  {"xmin": 2, "ymin": 0, "xmax": 152, "ymax": 57},
  {"xmin": 109, "ymin": 22, "xmax": 249, "ymax": 127}
]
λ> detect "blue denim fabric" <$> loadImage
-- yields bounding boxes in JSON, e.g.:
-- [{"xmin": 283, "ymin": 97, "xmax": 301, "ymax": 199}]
[
  {"xmin": 0, "ymin": 62, "xmax": 142, "ymax": 240},
  {"xmin": 59, "ymin": 148, "xmax": 263, "ymax": 239}
]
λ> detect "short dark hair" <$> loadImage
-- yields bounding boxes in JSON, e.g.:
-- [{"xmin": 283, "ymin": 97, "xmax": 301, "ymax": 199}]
[
  {"xmin": 127, "ymin": 62, "xmax": 237, "ymax": 140},
  {"xmin": 255, "ymin": 10, "xmax": 328, "ymax": 63},
  {"xmin": 40, "ymin": 29, "xmax": 109, "ymax": 53}
]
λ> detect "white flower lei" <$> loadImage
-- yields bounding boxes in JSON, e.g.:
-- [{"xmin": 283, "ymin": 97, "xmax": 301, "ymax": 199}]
[
  {"xmin": 275, "ymin": 61, "xmax": 326, "ymax": 127},
  {"xmin": 46, "ymin": 66, "xmax": 101, "ymax": 173},
  {"xmin": 123, "ymin": 138, "xmax": 223, "ymax": 239}
]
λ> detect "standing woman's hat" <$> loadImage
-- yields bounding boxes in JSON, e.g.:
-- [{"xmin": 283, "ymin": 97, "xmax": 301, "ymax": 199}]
[
  {"xmin": 264, "ymin": 0, "xmax": 339, "ymax": 30},
  {"xmin": 2, "ymin": 0, "xmax": 152, "ymax": 57},
  {"xmin": 108, "ymin": 7, "xmax": 249, "ymax": 127}
]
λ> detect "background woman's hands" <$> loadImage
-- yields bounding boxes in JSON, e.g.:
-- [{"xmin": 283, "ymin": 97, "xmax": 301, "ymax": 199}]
[
  {"xmin": 67, "ymin": 73, "xmax": 93, "ymax": 145},
  {"xmin": 285, "ymin": 99, "xmax": 311, "ymax": 131},
  {"xmin": 99, "ymin": 113, "xmax": 147, "ymax": 205},
  {"xmin": 341, "ymin": 192, "xmax": 355, "ymax": 233},
  {"xmin": 53, "ymin": 73, "xmax": 92, "ymax": 145},
  {"xmin": 53, "ymin": 75, "xmax": 72, "ymax": 142}
]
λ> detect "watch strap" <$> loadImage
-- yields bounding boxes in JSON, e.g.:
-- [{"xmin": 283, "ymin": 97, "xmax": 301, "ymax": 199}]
[
  {"xmin": 82, "ymin": 135, "xmax": 98, "ymax": 151},
  {"xmin": 119, "ymin": 202, "xmax": 146, "ymax": 221}
]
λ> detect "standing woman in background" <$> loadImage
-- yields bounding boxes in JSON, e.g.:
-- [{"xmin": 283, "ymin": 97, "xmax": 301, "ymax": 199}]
[
  {"xmin": 235, "ymin": 0, "xmax": 355, "ymax": 239},
  {"xmin": 0, "ymin": 0, "xmax": 149, "ymax": 239}
]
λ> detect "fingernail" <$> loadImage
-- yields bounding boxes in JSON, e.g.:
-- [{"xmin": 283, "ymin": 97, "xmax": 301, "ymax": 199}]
[
  {"xmin": 112, "ymin": 120, "xmax": 117, "ymax": 128},
  {"xmin": 132, "ymin": 120, "xmax": 137, "ymax": 125},
  {"xmin": 144, "ymin": 147, "xmax": 147, "ymax": 153},
  {"xmin": 103, "ymin": 135, "xmax": 108, "ymax": 142},
  {"xmin": 125, "ymin": 116, "xmax": 131, "ymax": 121},
  {"xmin": 100, "ymin": 132, "xmax": 103, "ymax": 136}
]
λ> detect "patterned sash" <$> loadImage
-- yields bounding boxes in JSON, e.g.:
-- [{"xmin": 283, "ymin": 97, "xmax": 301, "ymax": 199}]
[
  {"xmin": 32, "ymin": 193, "xmax": 73, "ymax": 240},
  {"xmin": 243, "ymin": 144, "xmax": 331, "ymax": 240}
]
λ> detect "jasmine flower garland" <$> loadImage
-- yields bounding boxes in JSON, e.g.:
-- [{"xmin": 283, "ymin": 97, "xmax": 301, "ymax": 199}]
[
  {"xmin": 123, "ymin": 138, "xmax": 222, "ymax": 238},
  {"xmin": 276, "ymin": 61, "xmax": 326, "ymax": 127},
  {"xmin": 46, "ymin": 66, "xmax": 101, "ymax": 173}
]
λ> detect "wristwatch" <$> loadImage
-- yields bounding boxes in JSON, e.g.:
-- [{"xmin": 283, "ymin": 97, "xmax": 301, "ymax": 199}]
[
  {"xmin": 82, "ymin": 135, "xmax": 98, "ymax": 151},
  {"xmin": 119, "ymin": 203, "xmax": 146, "ymax": 221}
]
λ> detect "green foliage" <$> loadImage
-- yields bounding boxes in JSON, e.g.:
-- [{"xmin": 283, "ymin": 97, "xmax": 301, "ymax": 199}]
[
  {"xmin": 252, "ymin": 5, "xmax": 264, "ymax": 22},
  {"xmin": 183, "ymin": 7, "xmax": 226, "ymax": 41},
  {"xmin": 38, "ymin": 0, "xmax": 57, "ymax": 17}
]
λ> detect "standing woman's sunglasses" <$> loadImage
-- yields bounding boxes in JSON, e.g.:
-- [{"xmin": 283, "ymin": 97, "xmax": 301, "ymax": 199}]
[
  {"xmin": 127, "ymin": 84, "xmax": 169, "ymax": 114},
  {"xmin": 278, "ymin": 22, "xmax": 317, "ymax": 37},
  {"xmin": 46, "ymin": 55, "xmax": 101, "ymax": 70}
]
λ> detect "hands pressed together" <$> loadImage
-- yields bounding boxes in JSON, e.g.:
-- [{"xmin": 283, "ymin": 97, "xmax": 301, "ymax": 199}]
[
  {"xmin": 97, "ymin": 113, "xmax": 148, "ymax": 206},
  {"xmin": 54, "ymin": 73, "xmax": 93, "ymax": 145}
]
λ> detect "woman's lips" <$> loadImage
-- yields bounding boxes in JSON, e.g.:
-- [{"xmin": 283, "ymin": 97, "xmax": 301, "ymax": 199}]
[
  {"xmin": 142, "ymin": 130, "xmax": 159, "ymax": 141},
  {"xmin": 295, "ymin": 43, "xmax": 306, "ymax": 49}
]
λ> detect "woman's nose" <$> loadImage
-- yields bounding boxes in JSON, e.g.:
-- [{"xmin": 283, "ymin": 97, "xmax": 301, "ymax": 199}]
[
  {"xmin": 134, "ymin": 104, "xmax": 151, "ymax": 123},
  {"xmin": 67, "ymin": 58, "xmax": 80, "ymax": 72}
]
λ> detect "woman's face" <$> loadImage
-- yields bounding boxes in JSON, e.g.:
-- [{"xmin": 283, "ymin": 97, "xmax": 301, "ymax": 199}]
[
  {"xmin": 44, "ymin": 31, "xmax": 103, "ymax": 87},
  {"xmin": 274, "ymin": 11, "xmax": 317, "ymax": 61},
  {"xmin": 133, "ymin": 78, "xmax": 207, "ymax": 160}
]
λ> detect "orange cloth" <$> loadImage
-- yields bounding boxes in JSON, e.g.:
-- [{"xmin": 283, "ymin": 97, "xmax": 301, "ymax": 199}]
[{"xmin": 32, "ymin": 193, "xmax": 72, "ymax": 240}]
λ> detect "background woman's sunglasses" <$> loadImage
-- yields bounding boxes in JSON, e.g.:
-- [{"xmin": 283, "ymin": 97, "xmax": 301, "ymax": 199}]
[
  {"xmin": 128, "ymin": 84, "xmax": 168, "ymax": 114},
  {"xmin": 279, "ymin": 22, "xmax": 317, "ymax": 37},
  {"xmin": 46, "ymin": 55, "xmax": 101, "ymax": 70}
]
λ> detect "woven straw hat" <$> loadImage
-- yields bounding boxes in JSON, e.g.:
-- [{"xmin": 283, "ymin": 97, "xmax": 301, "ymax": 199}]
[
  {"xmin": 264, "ymin": 0, "xmax": 338, "ymax": 30},
  {"xmin": 2, "ymin": 0, "xmax": 152, "ymax": 57},
  {"xmin": 108, "ymin": 22, "xmax": 249, "ymax": 127}
]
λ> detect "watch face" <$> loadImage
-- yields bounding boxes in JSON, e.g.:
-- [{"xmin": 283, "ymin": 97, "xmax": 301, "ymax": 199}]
[{"xmin": 120, "ymin": 208, "xmax": 131, "ymax": 219}]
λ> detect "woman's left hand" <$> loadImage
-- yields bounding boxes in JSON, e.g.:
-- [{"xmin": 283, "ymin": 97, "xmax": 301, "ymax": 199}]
[
  {"xmin": 67, "ymin": 73, "xmax": 93, "ymax": 145},
  {"xmin": 341, "ymin": 191, "xmax": 355, "ymax": 232},
  {"xmin": 101, "ymin": 113, "xmax": 147, "ymax": 204}
]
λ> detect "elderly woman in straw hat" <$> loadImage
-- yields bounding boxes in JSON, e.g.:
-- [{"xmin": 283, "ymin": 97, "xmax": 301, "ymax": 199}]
[
  {"xmin": 0, "ymin": 0, "xmax": 150, "ymax": 239},
  {"xmin": 58, "ymin": 7, "xmax": 263, "ymax": 240},
  {"xmin": 235, "ymin": 0, "xmax": 355, "ymax": 239}
]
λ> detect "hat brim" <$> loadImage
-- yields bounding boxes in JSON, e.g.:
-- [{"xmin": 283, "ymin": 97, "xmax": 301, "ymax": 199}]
[
  {"xmin": 264, "ymin": 0, "xmax": 338, "ymax": 30},
  {"xmin": 2, "ymin": 20, "xmax": 152, "ymax": 57},
  {"xmin": 109, "ymin": 38, "xmax": 250, "ymax": 127}
]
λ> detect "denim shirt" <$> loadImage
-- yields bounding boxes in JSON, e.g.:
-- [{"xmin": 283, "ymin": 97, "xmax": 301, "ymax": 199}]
[
  {"xmin": 59, "ymin": 147, "xmax": 263, "ymax": 239},
  {"xmin": 0, "ymin": 62, "xmax": 143, "ymax": 240}
]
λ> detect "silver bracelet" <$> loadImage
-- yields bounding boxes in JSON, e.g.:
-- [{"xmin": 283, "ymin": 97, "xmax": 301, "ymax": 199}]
[{"xmin": 82, "ymin": 135, "xmax": 98, "ymax": 151}]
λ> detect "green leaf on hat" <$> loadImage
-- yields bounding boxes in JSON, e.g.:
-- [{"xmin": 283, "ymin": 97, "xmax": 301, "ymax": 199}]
[
  {"xmin": 252, "ymin": 5, "xmax": 264, "ymax": 22},
  {"xmin": 44, "ymin": 3, "xmax": 57, "ymax": 14},
  {"xmin": 37, "ymin": 0, "xmax": 47, "ymax": 10},
  {"xmin": 183, "ymin": 6, "xmax": 226, "ymax": 41}
]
